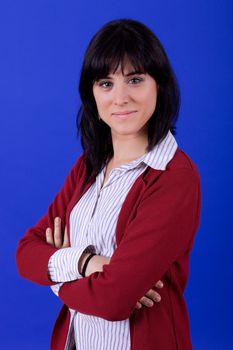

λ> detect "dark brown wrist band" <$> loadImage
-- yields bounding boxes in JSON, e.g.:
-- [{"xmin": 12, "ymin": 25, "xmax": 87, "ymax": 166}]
[{"xmin": 81, "ymin": 253, "xmax": 96, "ymax": 277}]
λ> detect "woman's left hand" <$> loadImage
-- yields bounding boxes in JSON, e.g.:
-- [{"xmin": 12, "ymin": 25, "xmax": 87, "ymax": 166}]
[
  {"xmin": 45, "ymin": 216, "xmax": 69, "ymax": 248},
  {"xmin": 135, "ymin": 280, "xmax": 163, "ymax": 309}
]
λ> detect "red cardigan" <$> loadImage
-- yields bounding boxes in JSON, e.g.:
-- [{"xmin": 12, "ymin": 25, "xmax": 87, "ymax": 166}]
[{"xmin": 16, "ymin": 148, "xmax": 201, "ymax": 350}]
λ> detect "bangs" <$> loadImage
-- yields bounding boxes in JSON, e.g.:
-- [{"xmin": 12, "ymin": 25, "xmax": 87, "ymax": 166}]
[{"xmin": 90, "ymin": 32, "xmax": 148, "ymax": 82}]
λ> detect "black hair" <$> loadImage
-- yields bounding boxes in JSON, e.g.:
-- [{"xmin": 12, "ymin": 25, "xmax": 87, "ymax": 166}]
[{"xmin": 77, "ymin": 18, "xmax": 180, "ymax": 190}]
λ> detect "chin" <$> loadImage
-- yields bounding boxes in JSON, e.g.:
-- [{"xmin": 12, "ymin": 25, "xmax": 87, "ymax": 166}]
[{"xmin": 112, "ymin": 128, "xmax": 140, "ymax": 136}]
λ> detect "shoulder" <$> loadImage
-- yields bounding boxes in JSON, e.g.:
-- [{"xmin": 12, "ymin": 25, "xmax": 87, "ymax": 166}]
[
  {"xmin": 144, "ymin": 148, "xmax": 200, "ymax": 191},
  {"xmin": 166, "ymin": 148, "xmax": 200, "ymax": 184},
  {"xmin": 167, "ymin": 148, "xmax": 198, "ymax": 172}
]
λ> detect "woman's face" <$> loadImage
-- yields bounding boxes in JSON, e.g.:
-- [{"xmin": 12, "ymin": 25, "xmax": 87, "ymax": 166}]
[{"xmin": 92, "ymin": 61, "xmax": 158, "ymax": 140}]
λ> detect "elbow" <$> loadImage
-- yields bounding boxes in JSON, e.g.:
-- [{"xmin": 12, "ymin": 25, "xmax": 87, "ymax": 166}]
[
  {"xmin": 15, "ymin": 240, "xmax": 31, "ymax": 281},
  {"xmin": 15, "ymin": 235, "xmax": 33, "ymax": 280},
  {"xmin": 15, "ymin": 240, "xmax": 56, "ymax": 286},
  {"xmin": 15, "ymin": 244, "xmax": 35, "ymax": 283},
  {"xmin": 15, "ymin": 244, "xmax": 26, "ymax": 279}
]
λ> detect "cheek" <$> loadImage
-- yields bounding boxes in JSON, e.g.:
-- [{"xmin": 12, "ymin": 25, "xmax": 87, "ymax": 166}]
[
  {"xmin": 140, "ymin": 91, "xmax": 157, "ymax": 115},
  {"xmin": 150, "ymin": 93, "xmax": 157, "ymax": 111},
  {"xmin": 94, "ymin": 93, "xmax": 111, "ymax": 112}
]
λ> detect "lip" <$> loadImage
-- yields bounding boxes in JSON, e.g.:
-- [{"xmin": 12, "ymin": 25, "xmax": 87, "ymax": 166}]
[{"xmin": 112, "ymin": 110, "xmax": 137, "ymax": 118}]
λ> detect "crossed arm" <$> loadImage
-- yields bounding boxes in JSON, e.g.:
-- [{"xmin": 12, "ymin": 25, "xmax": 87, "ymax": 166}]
[
  {"xmin": 46, "ymin": 216, "xmax": 163, "ymax": 310},
  {"xmin": 16, "ymin": 153, "xmax": 200, "ymax": 321}
]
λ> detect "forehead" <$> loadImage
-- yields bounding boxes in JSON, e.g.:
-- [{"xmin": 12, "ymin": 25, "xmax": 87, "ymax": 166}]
[
  {"xmin": 92, "ymin": 54, "xmax": 146, "ymax": 81},
  {"xmin": 108, "ymin": 60, "xmax": 146, "ymax": 78},
  {"xmin": 110, "ymin": 60, "xmax": 136, "ymax": 74}
]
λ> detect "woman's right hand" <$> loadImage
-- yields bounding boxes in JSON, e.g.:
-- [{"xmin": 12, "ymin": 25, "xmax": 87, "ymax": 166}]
[{"xmin": 45, "ymin": 217, "xmax": 69, "ymax": 248}]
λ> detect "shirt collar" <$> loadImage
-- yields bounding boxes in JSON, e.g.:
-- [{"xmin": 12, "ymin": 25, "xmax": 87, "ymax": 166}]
[
  {"xmin": 122, "ymin": 130, "xmax": 178, "ymax": 171},
  {"xmin": 142, "ymin": 130, "xmax": 178, "ymax": 170}
]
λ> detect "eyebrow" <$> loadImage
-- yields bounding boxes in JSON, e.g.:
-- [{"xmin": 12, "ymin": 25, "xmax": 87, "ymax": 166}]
[
  {"xmin": 124, "ymin": 70, "xmax": 145, "ymax": 77},
  {"xmin": 98, "ymin": 70, "xmax": 145, "ymax": 80}
]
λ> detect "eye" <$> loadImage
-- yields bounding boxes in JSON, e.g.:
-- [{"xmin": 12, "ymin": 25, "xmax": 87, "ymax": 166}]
[
  {"xmin": 98, "ymin": 81, "xmax": 112, "ymax": 89},
  {"xmin": 128, "ymin": 77, "xmax": 143, "ymax": 84}
]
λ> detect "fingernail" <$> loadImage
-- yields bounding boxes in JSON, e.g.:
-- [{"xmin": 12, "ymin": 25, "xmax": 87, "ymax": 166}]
[
  {"xmin": 55, "ymin": 217, "xmax": 60, "ymax": 223},
  {"xmin": 157, "ymin": 281, "xmax": 163, "ymax": 288},
  {"xmin": 149, "ymin": 301, "xmax": 154, "ymax": 307},
  {"xmin": 156, "ymin": 296, "xmax": 161, "ymax": 302}
]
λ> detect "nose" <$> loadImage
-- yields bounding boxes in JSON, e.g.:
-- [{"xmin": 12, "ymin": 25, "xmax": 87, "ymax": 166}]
[{"xmin": 113, "ymin": 84, "xmax": 129, "ymax": 106}]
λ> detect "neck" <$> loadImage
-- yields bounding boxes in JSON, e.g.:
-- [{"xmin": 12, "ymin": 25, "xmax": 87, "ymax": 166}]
[{"xmin": 110, "ymin": 130, "xmax": 149, "ymax": 165}]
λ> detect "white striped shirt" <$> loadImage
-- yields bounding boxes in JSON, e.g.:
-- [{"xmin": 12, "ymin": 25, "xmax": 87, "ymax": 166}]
[{"xmin": 48, "ymin": 130, "xmax": 178, "ymax": 350}]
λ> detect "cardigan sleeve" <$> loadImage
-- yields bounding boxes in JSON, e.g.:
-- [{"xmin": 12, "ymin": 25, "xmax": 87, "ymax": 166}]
[
  {"xmin": 16, "ymin": 153, "xmax": 86, "ymax": 286},
  {"xmin": 58, "ymin": 167, "xmax": 201, "ymax": 321}
]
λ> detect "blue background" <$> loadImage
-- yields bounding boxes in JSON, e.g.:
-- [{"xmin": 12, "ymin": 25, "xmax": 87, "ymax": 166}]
[{"xmin": 1, "ymin": 1, "xmax": 232, "ymax": 349}]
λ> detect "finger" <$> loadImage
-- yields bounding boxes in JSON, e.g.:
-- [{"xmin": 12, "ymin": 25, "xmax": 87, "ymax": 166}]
[
  {"xmin": 46, "ymin": 228, "xmax": 54, "ymax": 246},
  {"xmin": 139, "ymin": 296, "xmax": 154, "ymax": 307},
  {"xmin": 155, "ymin": 280, "xmax": 163, "ymax": 288},
  {"xmin": 54, "ymin": 217, "xmax": 62, "ymax": 248},
  {"xmin": 63, "ymin": 226, "xmax": 70, "ymax": 247},
  {"xmin": 145, "ymin": 289, "xmax": 161, "ymax": 303},
  {"xmin": 135, "ymin": 301, "xmax": 142, "ymax": 309}
]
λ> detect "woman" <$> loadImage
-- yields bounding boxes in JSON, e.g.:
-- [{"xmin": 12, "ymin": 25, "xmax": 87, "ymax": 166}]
[{"xmin": 16, "ymin": 18, "xmax": 201, "ymax": 350}]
